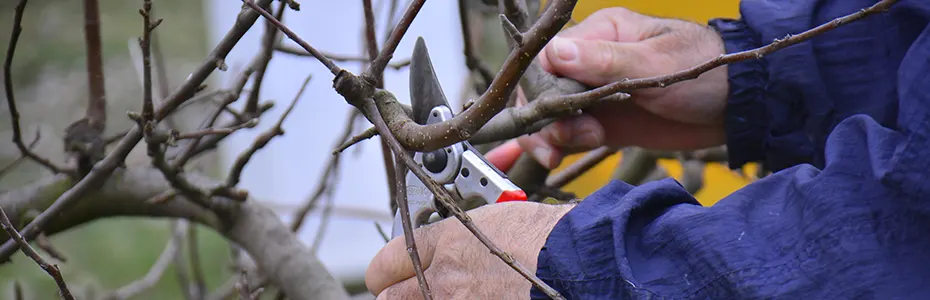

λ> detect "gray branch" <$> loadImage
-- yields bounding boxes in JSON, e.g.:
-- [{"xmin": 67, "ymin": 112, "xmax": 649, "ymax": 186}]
[{"xmin": 0, "ymin": 168, "xmax": 350, "ymax": 300}]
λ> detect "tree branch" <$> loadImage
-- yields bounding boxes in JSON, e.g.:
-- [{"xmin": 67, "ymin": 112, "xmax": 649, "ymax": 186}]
[
  {"xmin": 245, "ymin": 2, "xmax": 287, "ymax": 114},
  {"xmin": 392, "ymin": 157, "xmax": 432, "ymax": 299},
  {"xmin": 0, "ymin": 0, "xmax": 277, "ymax": 262},
  {"xmin": 226, "ymin": 74, "xmax": 310, "ymax": 187},
  {"xmin": 83, "ymin": 0, "xmax": 107, "ymax": 130},
  {"xmin": 242, "ymin": 0, "xmax": 341, "ymax": 75},
  {"xmin": 0, "ymin": 207, "xmax": 75, "ymax": 300},
  {"xmin": 3, "ymin": 0, "xmax": 71, "ymax": 176},
  {"xmin": 0, "ymin": 168, "xmax": 350, "ymax": 299}
]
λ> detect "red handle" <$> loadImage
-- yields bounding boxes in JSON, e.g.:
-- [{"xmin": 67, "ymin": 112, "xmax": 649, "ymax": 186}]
[{"xmin": 495, "ymin": 190, "xmax": 528, "ymax": 203}]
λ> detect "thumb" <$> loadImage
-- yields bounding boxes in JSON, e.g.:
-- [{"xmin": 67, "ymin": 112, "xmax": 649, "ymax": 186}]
[{"xmin": 542, "ymin": 36, "xmax": 648, "ymax": 87}]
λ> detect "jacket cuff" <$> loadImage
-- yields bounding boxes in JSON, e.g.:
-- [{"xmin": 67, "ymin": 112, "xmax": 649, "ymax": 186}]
[{"xmin": 708, "ymin": 18, "xmax": 769, "ymax": 169}]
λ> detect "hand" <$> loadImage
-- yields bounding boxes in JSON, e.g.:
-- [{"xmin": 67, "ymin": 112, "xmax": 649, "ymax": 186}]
[
  {"xmin": 500, "ymin": 7, "xmax": 731, "ymax": 170},
  {"xmin": 365, "ymin": 202, "xmax": 574, "ymax": 299}
]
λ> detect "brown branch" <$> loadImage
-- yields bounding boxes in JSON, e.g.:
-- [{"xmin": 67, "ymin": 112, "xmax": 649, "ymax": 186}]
[
  {"xmin": 245, "ymin": 2, "xmax": 286, "ymax": 114},
  {"xmin": 361, "ymin": 97, "xmax": 565, "ymax": 299},
  {"xmin": 308, "ymin": 190, "xmax": 335, "ymax": 254},
  {"xmin": 3, "ymin": 0, "xmax": 70, "ymax": 176},
  {"xmin": 553, "ymin": 0, "xmax": 901, "ymax": 110},
  {"xmin": 0, "ymin": 168, "xmax": 350, "ymax": 299},
  {"xmin": 188, "ymin": 225, "xmax": 206, "ymax": 299},
  {"xmin": 281, "ymin": 0, "xmax": 300, "ymax": 10},
  {"xmin": 83, "ymin": 0, "xmax": 107, "ymax": 130},
  {"xmin": 242, "ymin": 0, "xmax": 341, "ymax": 75},
  {"xmin": 274, "ymin": 45, "xmax": 410, "ymax": 69},
  {"xmin": 333, "ymin": 126, "xmax": 378, "ymax": 154},
  {"xmin": 171, "ymin": 62, "xmax": 259, "ymax": 169},
  {"xmin": 226, "ymin": 74, "xmax": 310, "ymax": 187},
  {"xmin": 0, "ymin": 207, "xmax": 75, "ymax": 300},
  {"xmin": 35, "ymin": 233, "xmax": 67, "ymax": 263},
  {"xmin": 0, "ymin": 0, "xmax": 277, "ymax": 261},
  {"xmin": 546, "ymin": 146, "xmax": 618, "ymax": 188},
  {"xmin": 611, "ymin": 147, "xmax": 658, "ymax": 185},
  {"xmin": 458, "ymin": 0, "xmax": 494, "ymax": 91},
  {"xmin": 366, "ymin": 0, "xmax": 578, "ymax": 152},
  {"xmin": 367, "ymin": 0, "xmax": 426, "ymax": 77},
  {"xmin": 0, "ymin": 129, "xmax": 41, "ymax": 179},
  {"xmin": 290, "ymin": 110, "xmax": 357, "ymax": 232},
  {"xmin": 360, "ymin": 0, "xmax": 400, "ymax": 219},
  {"xmin": 392, "ymin": 156, "xmax": 433, "ymax": 300}
]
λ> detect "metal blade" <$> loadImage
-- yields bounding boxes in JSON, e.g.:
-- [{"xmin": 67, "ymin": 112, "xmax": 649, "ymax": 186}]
[{"xmin": 410, "ymin": 37, "xmax": 451, "ymax": 125}]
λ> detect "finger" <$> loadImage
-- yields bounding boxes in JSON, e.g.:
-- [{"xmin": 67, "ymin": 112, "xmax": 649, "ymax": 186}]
[
  {"xmin": 539, "ymin": 7, "xmax": 654, "ymax": 73},
  {"xmin": 542, "ymin": 37, "xmax": 655, "ymax": 87},
  {"xmin": 376, "ymin": 275, "xmax": 422, "ymax": 300},
  {"xmin": 516, "ymin": 133, "xmax": 563, "ymax": 169},
  {"xmin": 484, "ymin": 139, "xmax": 523, "ymax": 173},
  {"xmin": 366, "ymin": 225, "xmax": 439, "ymax": 296}
]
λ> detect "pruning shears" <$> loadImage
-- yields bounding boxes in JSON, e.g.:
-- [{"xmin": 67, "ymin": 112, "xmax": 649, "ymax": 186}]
[{"xmin": 390, "ymin": 37, "xmax": 528, "ymax": 239}]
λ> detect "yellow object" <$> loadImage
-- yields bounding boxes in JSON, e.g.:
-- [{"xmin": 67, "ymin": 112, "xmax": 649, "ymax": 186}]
[{"xmin": 546, "ymin": 0, "xmax": 752, "ymax": 206}]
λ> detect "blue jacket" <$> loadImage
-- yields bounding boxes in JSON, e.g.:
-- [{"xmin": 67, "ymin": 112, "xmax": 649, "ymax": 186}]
[{"xmin": 532, "ymin": 1, "xmax": 930, "ymax": 299}]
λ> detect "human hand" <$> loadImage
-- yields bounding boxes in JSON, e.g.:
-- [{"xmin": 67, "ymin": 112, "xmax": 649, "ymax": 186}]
[
  {"xmin": 504, "ymin": 7, "xmax": 731, "ymax": 169},
  {"xmin": 365, "ymin": 201, "xmax": 574, "ymax": 299}
]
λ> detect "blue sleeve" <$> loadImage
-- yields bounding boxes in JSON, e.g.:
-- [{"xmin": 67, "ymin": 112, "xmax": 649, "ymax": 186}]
[{"xmin": 531, "ymin": 1, "xmax": 930, "ymax": 299}]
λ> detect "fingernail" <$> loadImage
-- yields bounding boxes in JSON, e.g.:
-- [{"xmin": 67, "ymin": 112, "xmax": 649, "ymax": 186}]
[
  {"xmin": 572, "ymin": 132, "xmax": 602, "ymax": 148},
  {"xmin": 552, "ymin": 37, "xmax": 578, "ymax": 62},
  {"xmin": 532, "ymin": 147, "xmax": 553, "ymax": 168}
]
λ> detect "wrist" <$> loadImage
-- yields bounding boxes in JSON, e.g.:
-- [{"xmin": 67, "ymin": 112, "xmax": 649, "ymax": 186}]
[{"xmin": 707, "ymin": 17, "xmax": 770, "ymax": 169}]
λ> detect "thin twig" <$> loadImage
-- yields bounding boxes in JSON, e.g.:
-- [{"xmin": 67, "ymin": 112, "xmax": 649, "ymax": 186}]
[
  {"xmin": 3, "ymin": 0, "xmax": 69, "ymax": 176},
  {"xmin": 290, "ymin": 110, "xmax": 357, "ymax": 232},
  {"xmin": 273, "ymin": 45, "xmax": 411, "ymax": 69},
  {"xmin": 553, "ymin": 0, "xmax": 902, "ymax": 109},
  {"xmin": 245, "ymin": 1, "xmax": 286, "ymax": 114},
  {"xmin": 0, "ymin": 129, "xmax": 41, "ymax": 179},
  {"xmin": 374, "ymin": 222, "xmax": 389, "ymax": 243},
  {"xmin": 545, "ymin": 146, "xmax": 617, "ymax": 188},
  {"xmin": 309, "ymin": 189, "xmax": 336, "ymax": 254},
  {"xmin": 458, "ymin": 0, "xmax": 494, "ymax": 90},
  {"xmin": 332, "ymin": 126, "xmax": 377, "ymax": 154},
  {"xmin": 242, "ymin": 0, "xmax": 341, "ymax": 75},
  {"xmin": 365, "ymin": 0, "xmax": 579, "ymax": 152},
  {"xmin": 392, "ymin": 157, "xmax": 433, "ymax": 300},
  {"xmin": 189, "ymin": 225, "xmax": 206, "ymax": 299},
  {"xmin": 35, "ymin": 233, "xmax": 67, "ymax": 263},
  {"xmin": 367, "ymin": 0, "xmax": 426, "ymax": 77},
  {"xmin": 226, "ymin": 74, "xmax": 311, "ymax": 187},
  {"xmin": 362, "ymin": 97, "xmax": 565, "ymax": 299},
  {"xmin": 0, "ymin": 0, "xmax": 276, "ymax": 265},
  {"xmin": 0, "ymin": 207, "xmax": 75, "ymax": 300}
]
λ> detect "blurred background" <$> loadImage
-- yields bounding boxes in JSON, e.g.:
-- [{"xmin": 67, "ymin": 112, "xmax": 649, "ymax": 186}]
[{"xmin": 0, "ymin": 0, "xmax": 743, "ymax": 298}]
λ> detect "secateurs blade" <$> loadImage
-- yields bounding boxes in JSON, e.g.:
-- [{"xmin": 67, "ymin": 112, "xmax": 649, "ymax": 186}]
[{"xmin": 391, "ymin": 37, "xmax": 528, "ymax": 239}]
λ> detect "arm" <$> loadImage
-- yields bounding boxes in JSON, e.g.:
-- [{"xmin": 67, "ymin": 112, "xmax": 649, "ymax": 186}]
[{"xmin": 533, "ymin": 1, "xmax": 930, "ymax": 298}]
